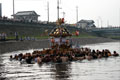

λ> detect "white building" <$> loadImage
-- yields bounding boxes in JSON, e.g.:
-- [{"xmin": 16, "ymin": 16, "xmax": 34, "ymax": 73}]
[
  {"xmin": 76, "ymin": 19, "xmax": 96, "ymax": 29},
  {"xmin": 12, "ymin": 11, "xmax": 40, "ymax": 22}
]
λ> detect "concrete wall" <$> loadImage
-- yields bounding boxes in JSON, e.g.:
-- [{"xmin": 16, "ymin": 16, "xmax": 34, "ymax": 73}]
[{"xmin": 0, "ymin": 37, "xmax": 117, "ymax": 54}]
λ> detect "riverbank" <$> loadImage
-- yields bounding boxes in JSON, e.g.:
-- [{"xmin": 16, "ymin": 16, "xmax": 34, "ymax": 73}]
[{"xmin": 0, "ymin": 37, "xmax": 118, "ymax": 54}]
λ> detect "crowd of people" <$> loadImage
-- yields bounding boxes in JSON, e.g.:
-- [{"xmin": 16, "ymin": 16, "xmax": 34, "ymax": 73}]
[
  {"xmin": 14, "ymin": 32, "xmax": 37, "ymax": 41},
  {"xmin": 0, "ymin": 32, "xmax": 7, "ymax": 41},
  {"xmin": 0, "ymin": 31, "xmax": 36, "ymax": 41},
  {"xmin": 10, "ymin": 47, "xmax": 119, "ymax": 64}
]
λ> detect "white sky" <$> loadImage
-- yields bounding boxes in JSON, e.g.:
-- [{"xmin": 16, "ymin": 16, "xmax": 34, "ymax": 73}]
[{"xmin": 0, "ymin": 0, "xmax": 120, "ymax": 27}]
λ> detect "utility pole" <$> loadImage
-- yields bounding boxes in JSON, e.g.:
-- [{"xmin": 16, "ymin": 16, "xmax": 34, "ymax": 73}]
[
  {"xmin": 99, "ymin": 16, "xmax": 102, "ymax": 28},
  {"xmin": 76, "ymin": 6, "xmax": 78, "ymax": 23},
  {"xmin": 0, "ymin": 3, "xmax": 2, "ymax": 17},
  {"xmin": 119, "ymin": 8, "xmax": 120, "ymax": 27},
  {"xmin": 62, "ymin": 11, "xmax": 65, "ymax": 18},
  {"xmin": 101, "ymin": 20, "xmax": 103, "ymax": 28},
  {"xmin": 97, "ymin": 19, "xmax": 99, "ymax": 28},
  {"xmin": 13, "ymin": 0, "xmax": 15, "ymax": 15},
  {"xmin": 47, "ymin": 1, "xmax": 49, "ymax": 22},
  {"xmin": 107, "ymin": 20, "xmax": 109, "ymax": 27},
  {"xmin": 57, "ymin": 0, "xmax": 62, "ymax": 20},
  {"xmin": 57, "ymin": 0, "xmax": 59, "ymax": 20}
]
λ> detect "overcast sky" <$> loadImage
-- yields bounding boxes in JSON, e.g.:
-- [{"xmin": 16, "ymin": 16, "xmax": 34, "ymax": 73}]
[{"xmin": 0, "ymin": 0, "xmax": 120, "ymax": 27}]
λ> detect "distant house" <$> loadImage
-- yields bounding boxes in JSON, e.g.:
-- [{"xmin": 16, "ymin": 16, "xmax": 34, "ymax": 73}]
[
  {"xmin": 76, "ymin": 19, "xmax": 96, "ymax": 29},
  {"xmin": 12, "ymin": 11, "xmax": 40, "ymax": 22}
]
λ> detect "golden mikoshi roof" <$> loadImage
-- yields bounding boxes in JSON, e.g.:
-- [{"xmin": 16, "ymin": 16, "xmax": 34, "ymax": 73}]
[{"xmin": 49, "ymin": 27, "xmax": 72, "ymax": 37}]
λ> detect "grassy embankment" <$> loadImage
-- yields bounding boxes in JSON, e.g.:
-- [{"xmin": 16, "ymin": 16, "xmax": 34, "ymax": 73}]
[
  {"xmin": 0, "ymin": 22, "xmax": 96, "ymax": 40},
  {"xmin": 107, "ymin": 36, "xmax": 120, "ymax": 40}
]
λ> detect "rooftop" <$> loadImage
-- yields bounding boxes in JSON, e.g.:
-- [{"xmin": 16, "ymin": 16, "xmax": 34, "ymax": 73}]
[
  {"xmin": 78, "ymin": 19, "xmax": 94, "ymax": 23},
  {"xmin": 12, "ymin": 11, "xmax": 40, "ymax": 16}
]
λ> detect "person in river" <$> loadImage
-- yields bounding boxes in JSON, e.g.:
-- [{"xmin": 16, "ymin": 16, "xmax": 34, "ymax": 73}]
[
  {"xmin": 25, "ymin": 53, "xmax": 32, "ymax": 64},
  {"xmin": 9, "ymin": 55, "xmax": 13, "ymax": 61},
  {"xmin": 91, "ymin": 50, "xmax": 98, "ymax": 59},
  {"xmin": 10, "ymin": 48, "xmax": 119, "ymax": 64},
  {"xmin": 113, "ymin": 51, "xmax": 119, "ymax": 56},
  {"xmin": 61, "ymin": 54, "xmax": 68, "ymax": 62},
  {"xmin": 37, "ymin": 56, "xmax": 42, "ymax": 64}
]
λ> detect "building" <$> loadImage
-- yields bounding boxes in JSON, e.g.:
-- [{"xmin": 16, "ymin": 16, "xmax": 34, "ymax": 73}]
[
  {"xmin": 76, "ymin": 19, "xmax": 96, "ymax": 29},
  {"xmin": 0, "ymin": 3, "xmax": 2, "ymax": 17},
  {"xmin": 12, "ymin": 11, "xmax": 40, "ymax": 22}
]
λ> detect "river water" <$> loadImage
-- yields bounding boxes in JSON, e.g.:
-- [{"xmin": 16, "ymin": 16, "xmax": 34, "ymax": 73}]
[{"xmin": 0, "ymin": 42, "xmax": 120, "ymax": 80}]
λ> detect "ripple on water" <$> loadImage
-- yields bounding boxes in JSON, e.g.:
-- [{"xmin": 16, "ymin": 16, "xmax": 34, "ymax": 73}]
[{"xmin": 0, "ymin": 42, "xmax": 120, "ymax": 80}]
